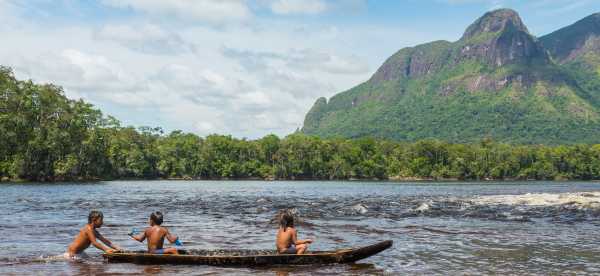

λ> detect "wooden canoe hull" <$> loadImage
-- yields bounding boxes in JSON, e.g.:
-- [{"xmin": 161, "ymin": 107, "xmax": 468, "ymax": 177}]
[{"xmin": 102, "ymin": 240, "xmax": 393, "ymax": 266}]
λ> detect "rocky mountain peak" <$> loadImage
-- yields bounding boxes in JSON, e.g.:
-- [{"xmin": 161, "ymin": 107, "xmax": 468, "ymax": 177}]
[
  {"xmin": 461, "ymin": 9, "xmax": 529, "ymax": 41},
  {"xmin": 456, "ymin": 9, "xmax": 548, "ymax": 68},
  {"xmin": 370, "ymin": 9, "xmax": 549, "ymax": 86}
]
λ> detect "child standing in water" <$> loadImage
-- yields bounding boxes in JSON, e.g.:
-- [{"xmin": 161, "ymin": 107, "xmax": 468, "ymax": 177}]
[
  {"xmin": 65, "ymin": 210, "xmax": 122, "ymax": 258},
  {"xmin": 276, "ymin": 210, "xmax": 312, "ymax": 254},
  {"xmin": 130, "ymin": 211, "xmax": 181, "ymax": 254}
]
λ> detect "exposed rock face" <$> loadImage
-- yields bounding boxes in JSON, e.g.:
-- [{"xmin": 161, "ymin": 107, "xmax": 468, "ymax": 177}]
[
  {"xmin": 440, "ymin": 73, "xmax": 530, "ymax": 96},
  {"xmin": 458, "ymin": 28, "xmax": 548, "ymax": 67},
  {"xmin": 461, "ymin": 9, "xmax": 528, "ymax": 41},
  {"xmin": 371, "ymin": 41, "xmax": 452, "ymax": 83},
  {"xmin": 457, "ymin": 9, "xmax": 549, "ymax": 67}
]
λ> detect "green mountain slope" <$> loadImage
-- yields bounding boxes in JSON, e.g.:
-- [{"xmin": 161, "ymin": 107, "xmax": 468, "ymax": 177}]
[
  {"xmin": 302, "ymin": 9, "xmax": 600, "ymax": 144},
  {"xmin": 540, "ymin": 12, "xmax": 600, "ymax": 107},
  {"xmin": 540, "ymin": 12, "xmax": 600, "ymax": 65}
]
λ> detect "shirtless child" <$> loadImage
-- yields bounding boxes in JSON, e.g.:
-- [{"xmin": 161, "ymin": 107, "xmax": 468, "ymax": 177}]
[
  {"xmin": 130, "ymin": 211, "xmax": 181, "ymax": 254},
  {"xmin": 66, "ymin": 210, "xmax": 122, "ymax": 258},
  {"xmin": 276, "ymin": 210, "xmax": 312, "ymax": 254}
]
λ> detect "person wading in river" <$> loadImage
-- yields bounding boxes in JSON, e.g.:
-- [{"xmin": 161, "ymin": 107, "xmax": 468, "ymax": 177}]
[
  {"xmin": 276, "ymin": 210, "xmax": 312, "ymax": 254},
  {"xmin": 65, "ymin": 210, "xmax": 122, "ymax": 259}
]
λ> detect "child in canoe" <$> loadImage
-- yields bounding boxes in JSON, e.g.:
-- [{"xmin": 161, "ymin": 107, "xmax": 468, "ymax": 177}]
[
  {"xmin": 130, "ymin": 211, "xmax": 181, "ymax": 254},
  {"xmin": 66, "ymin": 210, "xmax": 122, "ymax": 258},
  {"xmin": 276, "ymin": 210, "xmax": 312, "ymax": 254}
]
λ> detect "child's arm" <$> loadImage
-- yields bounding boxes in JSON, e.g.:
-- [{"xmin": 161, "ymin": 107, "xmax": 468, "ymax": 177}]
[
  {"xmin": 96, "ymin": 231, "xmax": 122, "ymax": 250},
  {"xmin": 129, "ymin": 229, "xmax": 147, "ymax": 242},
  {"xmin": 292, "ymin": 229, "xmax": 312, "ymax": 245},
  {"xmin": 297, "ymin": 239, "xmax": 313, "ymax": 244},
  {"xmin": 165, "ymin": 228, "xmax": 180, "ymax": 244},
  {"xmin": 86, "ymin": 227, "xmax": 115, "ymax": 253}
]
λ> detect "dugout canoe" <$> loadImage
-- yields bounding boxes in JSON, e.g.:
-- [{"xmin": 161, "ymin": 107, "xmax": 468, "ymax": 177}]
[{"xmin": 102, "ymin": 240, "xmax": 392, "ymax": 266}]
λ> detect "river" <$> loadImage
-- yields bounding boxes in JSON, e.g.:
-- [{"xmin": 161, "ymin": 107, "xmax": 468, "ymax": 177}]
[{"xmin": 1, "ymin": 181, "xmax": 600, "ymax": 275}]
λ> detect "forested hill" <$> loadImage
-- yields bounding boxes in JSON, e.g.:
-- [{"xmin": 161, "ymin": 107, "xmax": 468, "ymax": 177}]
[
  {"xmin": 302, "ymin": 9, "xmax": 600, "ymax": 144},
  {"xmin": 2, "ymin": 66, "xmax": 600, "ymax": 182}
]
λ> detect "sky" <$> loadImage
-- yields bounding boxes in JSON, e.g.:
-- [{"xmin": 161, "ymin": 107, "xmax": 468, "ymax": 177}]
[{"xmin": 1, "ymin": 0, "xmax": 599, "ymax": 139}]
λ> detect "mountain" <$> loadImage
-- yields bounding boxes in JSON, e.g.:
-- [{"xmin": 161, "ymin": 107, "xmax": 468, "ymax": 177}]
[
  {"xmin": 540, "ymin": 12, "xmax": 600, "ymax": 110},
  {"xmin": 302, "ymin": 9, "xmax": 600, "ymax": 144},
  {"xmin": 540, "ymin": 12, "xmax": 600, "ymax": 65}
]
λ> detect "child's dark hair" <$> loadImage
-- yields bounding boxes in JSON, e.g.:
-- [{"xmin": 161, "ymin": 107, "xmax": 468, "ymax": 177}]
[
  {"xmin": 279, "ymin": 210, "xmax": 294, "ymax": 232},
  {"xmin": 88, "ymin": 210, "xmax": 103, "ymax": 223},
  {"xmin": 150, "ymin": 211, "xmax": 164, "ymax": 225}
]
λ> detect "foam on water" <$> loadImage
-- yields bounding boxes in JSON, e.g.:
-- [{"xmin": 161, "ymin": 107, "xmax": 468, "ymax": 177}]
[{"xmin": 474, "ymin": 192, "xmax": 600, "ymax": 208}]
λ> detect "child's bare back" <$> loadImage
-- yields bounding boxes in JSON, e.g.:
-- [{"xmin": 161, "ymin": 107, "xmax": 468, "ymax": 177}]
[
  {"xmin": 144, "ymin": 225, "xmax": 177, "ymax": 253},
  {"xmin": 275, "ymin": 211, "xmax": 312, "ymax": 254},
  {"xmin": 276, "ymin": 226, "xmax": 297, "ymax": 252},
  {"xmin": 131, "ymin": 211, "xmax": 180, "ymax": 254}
]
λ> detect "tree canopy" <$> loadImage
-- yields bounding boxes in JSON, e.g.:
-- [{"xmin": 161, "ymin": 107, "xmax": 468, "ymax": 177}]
[{"xmin": 2, "ymin": 67, "xmax": 600, "ymax": 182}]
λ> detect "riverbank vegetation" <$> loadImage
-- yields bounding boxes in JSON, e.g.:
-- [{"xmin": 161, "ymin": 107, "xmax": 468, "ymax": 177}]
[{"xmin": 2, "ymin": 67, "xmax": 600, "ymax": 182}]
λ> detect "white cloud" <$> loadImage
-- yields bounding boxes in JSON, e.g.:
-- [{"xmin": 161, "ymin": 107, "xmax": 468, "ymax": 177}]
[
  {"xmin": 0, "ymin": 1, "xmax": 439, "ymax": 138},
  {"xmin": 12, "ymin": 49, "xmax": 148, "ymax": 105},
  {"xmin": 61, "ymin": 49, "xmax": 129, "ymax": 87},
  {"xmin": 94, "ymin": 24, "xmax": 196, "ymax": 55},
  {"xmin": 222, "ymin": 47, "xmax": 369, "ymax": 75},
  {"xmin": 0, "ymin": 0, "xmax": 18, "ymax": 28},
  {"xmin": 288, "ymin": 48, "xmax": 369, "ymax": 74},
  {"xmin": 152, "ymin": 64, "xmax": 238, "ymax": 107},
  {"xmin": 152, "ymin": 63, "xmax": 304, "ymax": 136},
  {"xmin": 101, "ymin": 0, "xmax": 252, "ymax": 25},
  {"xmin": 261, "ymin": 69, "xmax": 334, "ymax": 99},
  {"xmin": 0, "ymin": 0, "xmax": 8, "ymax": 13},
  {"xmin": 270, "ymin": 0, "xmax": 328, "ymax": 15},
  {"xmin": 195, "ymin": 121, "xmax": 216, "ymax": 134}
]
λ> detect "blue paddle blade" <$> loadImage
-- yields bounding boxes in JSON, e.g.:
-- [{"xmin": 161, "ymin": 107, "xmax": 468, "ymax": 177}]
[{"xmin": 174, "ymin": 239, "xmax": 183, "ymax": 246}]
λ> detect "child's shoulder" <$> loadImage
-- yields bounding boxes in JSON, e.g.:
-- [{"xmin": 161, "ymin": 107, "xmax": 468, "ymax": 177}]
[
  {"xmin": 285, "ymin": 226, "xmax": 296, "ymax": 233},
  {"xmin": 159, "ymin": 226, "xmax": 169, "ymax": 232}
]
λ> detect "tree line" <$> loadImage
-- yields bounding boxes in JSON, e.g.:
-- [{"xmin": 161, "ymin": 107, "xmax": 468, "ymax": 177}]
[{"xmin": 2, "ymin": 66, "xmax": 600, "ymax": 182}]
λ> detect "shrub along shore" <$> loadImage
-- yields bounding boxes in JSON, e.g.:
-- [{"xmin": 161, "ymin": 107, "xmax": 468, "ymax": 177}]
[{"xmin": 2, "ymin": 66, "xmax": 600, "ymax": 182}]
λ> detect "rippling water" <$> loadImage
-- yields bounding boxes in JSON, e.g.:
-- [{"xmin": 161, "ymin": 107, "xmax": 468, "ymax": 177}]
[{"xmin": 2, "ymin": 181, "xmax": 600, "ymax": 275}]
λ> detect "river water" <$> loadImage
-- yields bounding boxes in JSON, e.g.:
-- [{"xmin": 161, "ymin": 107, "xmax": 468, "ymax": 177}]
[{"xmin": 1, "ymin": 181, "xmax": 600, "ymax": 275}]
